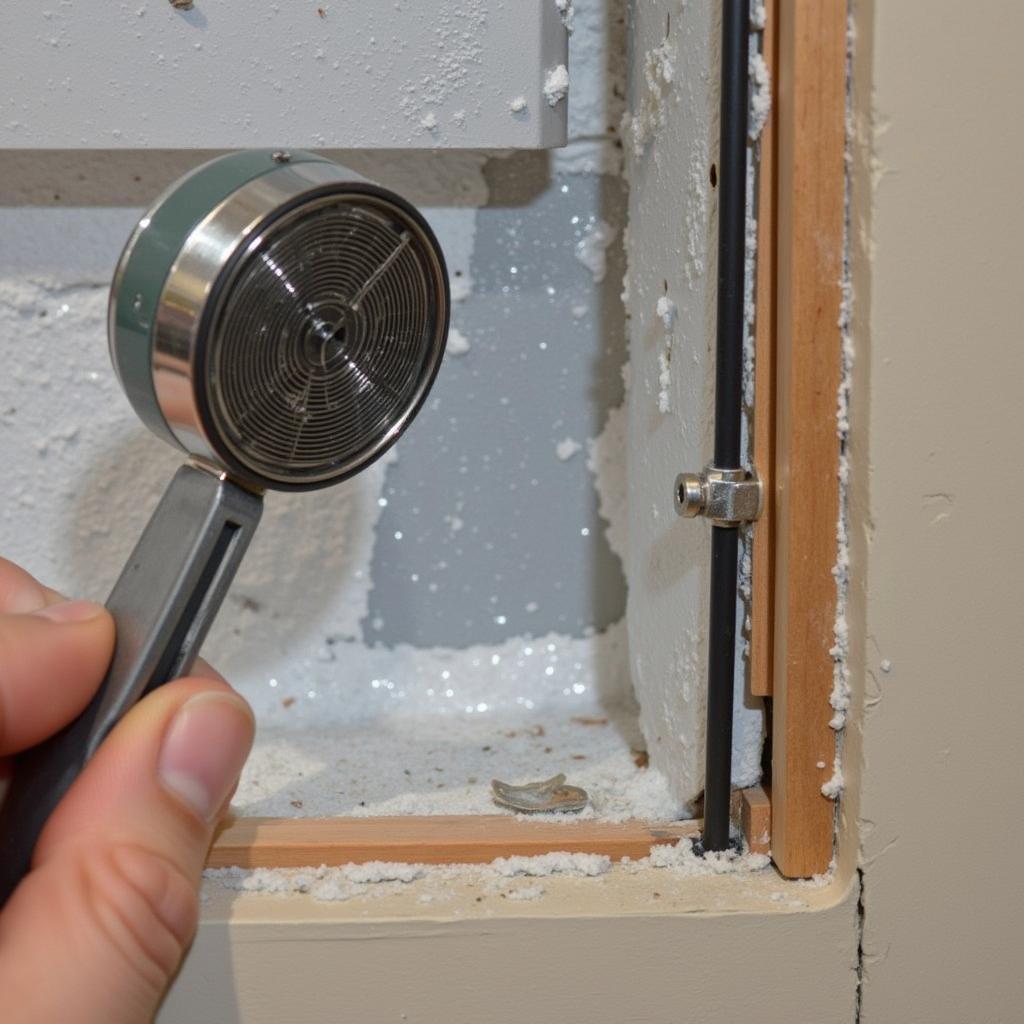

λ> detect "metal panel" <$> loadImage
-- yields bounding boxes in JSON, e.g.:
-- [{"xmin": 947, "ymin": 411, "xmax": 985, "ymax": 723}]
[{"xmin": 1, "ymin": 1, "xmax": 568, "ymax": 149}]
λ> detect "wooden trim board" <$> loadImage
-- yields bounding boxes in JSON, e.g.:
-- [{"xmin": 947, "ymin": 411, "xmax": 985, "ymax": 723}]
[
  {"xmin": 750, "ymin": 0, "xmax": 779, "ymax": 699},
  {"xmin": 207, "ymin": 784, "xmax": 776, "ymax": 869},
  {"xmin": 770, "ymin": 0, "xmax": 847, "ymax": 878},
  {"xmin": 734, "ymin": 785, "xmax": 772, "ymax": 857},
  {"xmin": 209, "ymin": 816, "xmax": 702, "ymax": 869}
]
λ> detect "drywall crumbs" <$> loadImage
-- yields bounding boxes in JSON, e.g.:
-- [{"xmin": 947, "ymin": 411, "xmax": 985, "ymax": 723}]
[
  {"xmin": 622, "ymin": 38, "xmax": 677, "ymax": 157},
  {"xmin": 345, "ymin": 861, "xmax": 426, "ymax": 885},
  {"xmin": 543, "ymin": 64, "xmax": 570, "ymax": 107},
  {"xmin": 880, "ymin": 659, "xmax": 892, "ymax": 673},
  {"xmin": 555, "ymin": 0, "xmax": 575, "ymax": 33},
  {"xmin": 655, "ymin": 295, "xmax": 678, "ymax": 331},
  {"xmin": 829, "ymin": 283, "xmax": 855, "ymax": 732},
  {"xmin": 509, "ymin": 96, "xmax": 528, "ymax": 114},
  {"xmin": 205, "ymin": 850, "xmax": 614, "ymax": 905},
  {"xmin": 446, "ymin": 326, "xmax": 471, "ymax": 356},
  {"xmin": 586, "ymin": 402, "xmax": 628, "ymax": 564},
  {"xmin": 574, "ymin": 218, "xmax": 617, "ymax": 283},
  {"xmin": 657, "ymin": 349, "xmax": 672, "ymax": 414},
  {"xmin": 491, "ymin": 852, "xmax": 611, "ymax": 878},
  {"xmin": 420, "ymin": 112, "xmax": 439, "ymax": 132},
  {"xmin": 748, "ymin": 52, "xmax": 772, "ymax": 141},
  {"xmin": 827, "ymin": 21, "xmax": 856, "ymax": 790},
  {"xmin": 555, "ymin": 437, "xmax": 583, "ymax": 461},
  {"xmin": 821, "ymin": 764, "xmax": 844, "ymax": 800},
  {"xmin": 627, "ymin": 838, "xmax": 771, "ymax": 877}
]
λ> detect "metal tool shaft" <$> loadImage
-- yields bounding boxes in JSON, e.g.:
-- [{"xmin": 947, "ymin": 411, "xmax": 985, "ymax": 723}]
[{"xmin": 0, "ymin": 464, "xmax": 262, "ymax": 905}]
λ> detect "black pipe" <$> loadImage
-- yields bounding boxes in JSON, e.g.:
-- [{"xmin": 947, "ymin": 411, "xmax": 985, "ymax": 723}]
[
  {"xmin": 701, "ymin": 0, "xmax": 750, "ymax": 854},
  {"xmin": 702, "ymin": 527, "xmax": 740, "ymax": 850},
  {"xmin": 713, "ymin": 0, "xmax": 750, "ymax": 471}
]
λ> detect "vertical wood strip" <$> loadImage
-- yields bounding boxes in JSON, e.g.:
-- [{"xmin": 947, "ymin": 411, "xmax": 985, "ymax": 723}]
[
  {"xmin": 749, "ymin": 0, "xmax": 780, "ymax": 698},
  {"xmin": 771, "ymin": 0, "xmax": 847, "ymax": 878}
]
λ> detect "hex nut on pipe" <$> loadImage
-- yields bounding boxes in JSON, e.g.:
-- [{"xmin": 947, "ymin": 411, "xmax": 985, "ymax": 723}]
[{"xmin": 675, "ymin": 473, "xmax": 705, "ymax": 517}]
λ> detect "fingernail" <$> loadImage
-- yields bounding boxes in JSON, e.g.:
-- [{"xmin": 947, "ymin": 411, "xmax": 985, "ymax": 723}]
[
  {"xmin": 6, "ymin": 582, "xmax": 51, "ymax": 615},
  {"xmin": 32, "ymin": 599, "xmax": 106, "ymax": 624},
  {"xmin": 157, "ymin": 692, "xmax": 254, "ymax": 823}
]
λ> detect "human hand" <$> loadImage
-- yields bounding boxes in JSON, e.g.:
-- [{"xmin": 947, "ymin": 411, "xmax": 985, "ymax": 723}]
[{"xmin": 0, "ymin": 557, "xmax": 254, "ymax": 1023}]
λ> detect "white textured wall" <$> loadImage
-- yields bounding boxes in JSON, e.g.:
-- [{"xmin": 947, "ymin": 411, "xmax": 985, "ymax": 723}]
[
  {"xmin": 622, "ymin": 0, "xmax": 763, "ymax": 806},
  {"xmin": 0, "ymin": 0, "xmax": 568, "ymax": 149}
]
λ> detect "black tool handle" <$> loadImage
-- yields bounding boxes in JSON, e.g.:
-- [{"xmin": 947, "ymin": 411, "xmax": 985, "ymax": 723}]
[{"xmin": 0, "ymin": 464, "xmax": 263, "ymax": 905}]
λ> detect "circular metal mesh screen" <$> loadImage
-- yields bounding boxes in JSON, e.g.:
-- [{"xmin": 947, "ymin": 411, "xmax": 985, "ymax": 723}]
[{"xmin": 203, "ymin": 193, "xmax": 445, "ymax": 487}]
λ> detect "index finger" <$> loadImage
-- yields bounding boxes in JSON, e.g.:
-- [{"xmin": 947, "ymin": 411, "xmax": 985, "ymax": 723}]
[{"xmin": 0, "ymin": 558, "xmax": 64, "ymax": 615}]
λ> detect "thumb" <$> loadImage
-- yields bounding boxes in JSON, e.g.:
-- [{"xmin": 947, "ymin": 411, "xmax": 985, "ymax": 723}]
[{"xmin": 0, "ymin": 677, "xmax": 254, "ymax": 1024}]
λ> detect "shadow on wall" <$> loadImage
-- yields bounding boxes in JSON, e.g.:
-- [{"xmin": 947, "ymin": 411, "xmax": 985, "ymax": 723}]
[
  {"xmin": 0, "ymin": 150, "xmax": 495, "ymax": 210},
  {"xmin": 59, "ymin": 426, "xmax": 384, "ymax": 686}
]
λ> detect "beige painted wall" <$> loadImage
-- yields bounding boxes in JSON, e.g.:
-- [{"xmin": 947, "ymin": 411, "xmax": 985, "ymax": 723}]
[
  {"xmin": 843, "ymin": 1, "xmax": 1024, "ymax": 1020},
  {"xmin": 162, "ymin": 2, "xmax": 1024, "ymax": 1020}
]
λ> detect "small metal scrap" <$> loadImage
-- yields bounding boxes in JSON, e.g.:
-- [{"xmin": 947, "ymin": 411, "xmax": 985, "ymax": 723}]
[{"xmin": 491, "ymin": 774, "xmax": 589, "ymax": 814}]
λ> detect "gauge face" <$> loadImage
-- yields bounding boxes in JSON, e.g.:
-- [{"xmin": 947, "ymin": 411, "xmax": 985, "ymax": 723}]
[{"xmin": 200, "ymin": 191, "xmax": 448, "ymax": 489}]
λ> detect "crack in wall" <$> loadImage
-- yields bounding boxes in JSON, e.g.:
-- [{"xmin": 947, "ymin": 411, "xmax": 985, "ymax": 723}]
[{"xmin": 854, "ymin": 866, "xmax": 866, "ymax": 1021}]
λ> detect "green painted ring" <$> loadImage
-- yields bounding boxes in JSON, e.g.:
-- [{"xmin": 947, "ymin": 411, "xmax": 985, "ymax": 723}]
[
  {"xmin": 106, "ymin": 151, "xmax": 450, "ymax": 492},
  {"xmin": 108, "ymin": 150, "xmax": 332, "ymax": 450}
]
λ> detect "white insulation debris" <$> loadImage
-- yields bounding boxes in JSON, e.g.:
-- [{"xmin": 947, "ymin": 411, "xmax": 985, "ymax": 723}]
[
  {"xmin": 822, "ymin": 15, "xmax": 857, "ymax": 804},
  {"xmin": 492, "ymin": 852, "xmax": 611, "ymax": 878},
  {"xmin": 446, "ymin": 326, "xmax": 471, "ymax": 356},
  {"xmin": 574, "ymin": 218, "xmax": 617, "ymax": 283},
  {"xmin": 555, "ymin": 437, "xmax": 583, "ymax": 461},
  {"xmin": 749, "ymin": 52, "xmax": 772, "ymax": 140},
  {"xmin": 543, "ymin": 64, "xmax": 570, "ymax": 107}
]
